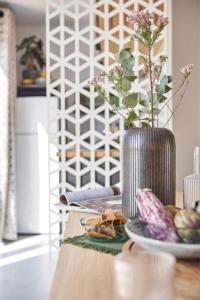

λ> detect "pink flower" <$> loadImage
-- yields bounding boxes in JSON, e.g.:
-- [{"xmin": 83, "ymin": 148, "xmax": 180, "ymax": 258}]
[
  {"xmin": 107, "ymin": 66, "xmax": 123, "ymax": 77},
  {"xmin": 157, "ymin": 16, "xmax": 169, "ymax": 27},
  {"xmin": 127, "ymin": 11, "xmax": 153, "ymax": 27},
  {"xmin": 88, "ymin": 71, "xmax": 106, "ymax": 86},
  {"xmin": 181, "ymin": 64, "xmax": 194, "ymax": 77}
]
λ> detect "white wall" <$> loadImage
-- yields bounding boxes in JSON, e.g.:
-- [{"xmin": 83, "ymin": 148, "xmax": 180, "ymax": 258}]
[
  {"xmin": 16, "ymin": 24, "xmax": 45, "ymax": 84},
  {"xmin": 173, "ymin": 0, "xmax": 200, "ymax": 190}
]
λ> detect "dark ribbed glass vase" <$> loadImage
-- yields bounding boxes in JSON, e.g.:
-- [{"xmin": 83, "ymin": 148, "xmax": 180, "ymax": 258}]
[{"xmin": 122, "ymin": 128, "xmax": 176, "ymax": 219}]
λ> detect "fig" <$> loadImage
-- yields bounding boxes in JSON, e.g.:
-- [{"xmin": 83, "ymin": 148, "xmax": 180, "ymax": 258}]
[
  {"xmin": 145, "ymin": 223, "xmax": 179, "ymax": 243},
  {"xmin": 174, "ymin": 209, "xmax": 200, "ymax": 229},
  {"xmin": 136, "ymin": 189, "xmax": 174, "ymax": 228},
  {"xmin": 177, "ymin": 228, "xmax": 200, "ymax": 244}
]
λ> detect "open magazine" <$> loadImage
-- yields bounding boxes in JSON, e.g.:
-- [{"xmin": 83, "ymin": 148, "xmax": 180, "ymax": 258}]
[{"xmin": 58, "ymin": 189, "xmax": 122, "ymax": 213}]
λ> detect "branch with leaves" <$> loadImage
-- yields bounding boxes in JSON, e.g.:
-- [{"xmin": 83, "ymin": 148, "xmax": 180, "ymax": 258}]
[{"xmin": 89, "ymin": 11, "xmax": 194, "ymax": 128}]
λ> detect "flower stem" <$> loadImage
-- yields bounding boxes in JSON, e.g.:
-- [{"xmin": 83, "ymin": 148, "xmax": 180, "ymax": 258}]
[
  {"xmin": 148, "ymin": 46, "xmax": 154, "ymax": 127},
  {"xmin": 159, "ymin": 79, "xmax": 185, "ymax": 114},
  {"xmin": 163, "ymin": 80, "xmax": 189, "ymax": 127}
]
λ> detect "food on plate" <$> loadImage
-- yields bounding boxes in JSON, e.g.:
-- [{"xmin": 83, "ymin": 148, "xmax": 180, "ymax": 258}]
[
  {"xmin": 174, "ymin": 209, "xmax": 200, "ymax": 229},
  {"xmin": 165, "ymin": 205, "xmax": 181, "ymax": 219},
  {"xmin": 177, "ymin": 228, "xmax": 200, "ymax": 244},
  {"xmin": 87, "ymin": 229, "xmax": 113, "ymax": 240},
  {"xmin": 145, "ymin": 223, "xmax": 179, "ymax": 242},
  {"xmin": 83, "ymin": 209, "xmax": 127, "ymax": 240},
  {"xmin": 136, "ymin": 189, "xmax": 175, "ymax": 228},
  {"xmin": 136, "ymin": 189, "xmax": 179, "ymax": 242},
  {"xmin": 135, "ymin": 188, "xmax": 200, "ymax": 244},
  {"xmin": 174, "ymin": 209, "xmax": 200, "ymax": 243}
]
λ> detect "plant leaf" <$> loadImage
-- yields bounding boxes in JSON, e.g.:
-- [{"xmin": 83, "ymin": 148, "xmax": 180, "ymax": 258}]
[
  {"xmin": 115, "ymin": 83, "xmax": 121, "ymax": 92},
  {"xmin": 157, "ymin": 94, "xmax": 167, "ymax": 103},
  {"xmin": 142, "ymin": 122, "xmax": 151, "ymax": 128},
  {"xmin": 156, "ymin": 84, "xmax": 165, "ymax": 94},
  {"xmin": 160, "ymin": 75, "xmax": 172, "ymax": 85},
  {"xmin": 156, "ymin": 84, "xmax": 171, "ymax": 94},
  {"xmin": 124, "ymin": 70, "xmax": 137, "ymax": 82},
  {"xmin": 127, "ymin": 111, "xmax": 137, "ymax": 121},
  {"xmin": 123, "ymin": 93, "xmax": 138, "ymax": 107},
  {"xmin": 160, "ymin": 75, "xmax": 168, "ymax": 85},
  {"xmin": 115, "ymin": 48, "xmax": 135, "ymax": 71},
  {"xmin": 164, "ymin": 85, "xmax": 172, "ymax": 93},
  {"xmin": 125, "ymin": 111, "xmax": 137, "ymax": 128},
  {"xmin": 167, "ymin": 76, "xmax": 172, "ymax": 83},
  {"xmin": 122, "ymin": 78, "xmax": 132, "ymax": 91},
  {"xmin": 109, "ymin": 95, "xmax": 119, "ymax": 107},
  {"xmin": 125, "ymin": 75, "xmax": 137, "ymax": 82}
]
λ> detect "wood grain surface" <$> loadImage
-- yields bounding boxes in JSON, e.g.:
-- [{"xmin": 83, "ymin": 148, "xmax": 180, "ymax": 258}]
[
  {"xmin": 125, "ymin": 240, "xmax": 200, "ymax": 300},
  {"xmin": 50, "ymin": 193, "xmax": 200, "ymax": 300}
]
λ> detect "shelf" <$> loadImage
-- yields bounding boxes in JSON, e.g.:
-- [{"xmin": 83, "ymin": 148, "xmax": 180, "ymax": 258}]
[
  {"xmin": 57, "ymin": 149, "xmax": 120, "ymax": 158},
  {"xmin": 17, "ymin": 85, "xmax": 46, "ymax": 97}
]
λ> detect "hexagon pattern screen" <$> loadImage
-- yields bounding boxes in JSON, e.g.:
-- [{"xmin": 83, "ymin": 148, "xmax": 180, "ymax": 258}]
[{"xmin": 46, "ymin": 0, "xmax": 171, "ymax": 236}]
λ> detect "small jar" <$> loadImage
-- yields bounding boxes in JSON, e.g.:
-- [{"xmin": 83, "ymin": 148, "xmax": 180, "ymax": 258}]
[{"xmin": 183, "ymin": 146, "xmax": 200, "ymax": 209}]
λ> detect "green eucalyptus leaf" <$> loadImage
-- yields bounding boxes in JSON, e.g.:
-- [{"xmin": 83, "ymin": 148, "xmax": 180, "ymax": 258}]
[
  {"xmin": 123, "ymin": 93, "xmax": 138, "ymax": 107},
  {"xmin": 156, "ymin": 84, "xmax": 171, "ymax": 94},
  {"xmin": 164, "ymin": 85, "xmax": 172, "ymax": 93},
  {"xmin": 113, "ymin": 72, "xmax": 121, "ymax": 81},
  {"xmin": 125, "ymin": 75, "xmax": 137, "ymax": 82},
  {"xmin": 160, "ymin": 75, "xmax": 168, "ymax": 85},
  {"xmin": 124, "ymin": 70, "xmax": 137, "ymax": 82},
  {"xmin": 109, "ymin": 95, "xmax": 119, "ymax": 107},
  {"xmin": 125, "ymin": 111, "xmax": 138, "ymax": 128},
  {"xmin": 115, "ymin": 48, "xmax": 135, "ymax": 72},
  {"xmin": 157, "ymin": 94, "xmax": 167, "ymax": 103},
  {"xmin": 139, "ymin": 93, "xmax": 149, "ymax": 108},
  {"xmin": 139, "ymin": 99, "xmax": 147, "ymax": 107},
  {"xmin": 115, "ymin": 83, "xmax": 121, "ymax": 92},
  {"xmin": 141, "ymin": 117, "xmax": 151, "ymax": 121},
  {"xmin": 160, "ymin": 75, "xmax": 172, "ymax": 85},
  {"xmin": 122, "ymin": 78, "xmax": 132, "ymax": 91},
  {"xmin": 142, "ymin": 122, "xmax": 151, "ymax": 128},
  {"xmin": 156, "ymin": 84, "xmax": 165, "ymax": 94},
  {"xmin": 127, "ymin": 111, "xmax": 137, "ymax": 121},
  {"xmin": 167, "ymin": 76, "xmax": 172, "ymax": 83}
]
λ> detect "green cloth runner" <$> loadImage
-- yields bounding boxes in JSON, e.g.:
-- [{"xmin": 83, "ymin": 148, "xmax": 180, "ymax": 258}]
[{"xmin": 63, "ymin": 234, "xmax": 128, "ymax": 255}]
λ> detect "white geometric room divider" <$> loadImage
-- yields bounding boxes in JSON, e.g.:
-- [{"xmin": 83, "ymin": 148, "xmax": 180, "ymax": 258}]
[{"xmin": 46, "ymin": 0, "xmax": 171, "ymax": 243}]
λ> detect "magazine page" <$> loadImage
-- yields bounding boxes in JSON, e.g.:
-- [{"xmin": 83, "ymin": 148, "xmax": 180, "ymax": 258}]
[
  {"xmin": 60, "ymin": 187, "xmax": 120, "ymax": 205},
  {"xmin": 74, "ymin": 195, "xmax": 122, "ymax": 212}
]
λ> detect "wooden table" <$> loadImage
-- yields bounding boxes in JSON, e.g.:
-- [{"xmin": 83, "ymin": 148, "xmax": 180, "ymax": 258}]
[{"xmin": 50, "ymin": 199, "xmax": 200, "ymax": 300}]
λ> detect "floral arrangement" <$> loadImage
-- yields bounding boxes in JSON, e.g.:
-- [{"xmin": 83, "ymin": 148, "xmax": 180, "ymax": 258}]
[{"xmin": 89, "ymin": 11, "xmax": 194, "ymax": 128}]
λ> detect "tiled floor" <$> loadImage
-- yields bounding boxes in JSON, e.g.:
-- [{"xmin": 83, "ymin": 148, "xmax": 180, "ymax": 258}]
[{"xmin": 0, "ymin": 236, "xmax": 58, "ymax": 300}]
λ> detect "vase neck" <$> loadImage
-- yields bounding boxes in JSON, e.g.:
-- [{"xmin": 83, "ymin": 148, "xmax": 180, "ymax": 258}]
[{"xmin": 193, "ymin": 146, "xmax": 200, "ymax": 174}]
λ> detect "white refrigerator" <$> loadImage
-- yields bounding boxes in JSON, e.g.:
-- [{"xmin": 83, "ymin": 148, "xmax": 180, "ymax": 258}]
[{"xmin": 16, "ymin": 96, "xmax": 57, "ymax": 234}]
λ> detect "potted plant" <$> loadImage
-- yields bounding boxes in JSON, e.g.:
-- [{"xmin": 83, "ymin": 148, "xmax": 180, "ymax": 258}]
[
  {"xmin": 89, "ymin": 11, "xmax": 194, "ymax": 219},
  {"xmin": 17, "ymin": 35, "xmax": 46, "ymax": 81}
]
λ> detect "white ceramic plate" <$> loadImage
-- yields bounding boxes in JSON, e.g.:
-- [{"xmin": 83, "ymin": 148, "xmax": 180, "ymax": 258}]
[{"xmin": 125, "ymin": 219, "xmax": 200, "ymax": 259}]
